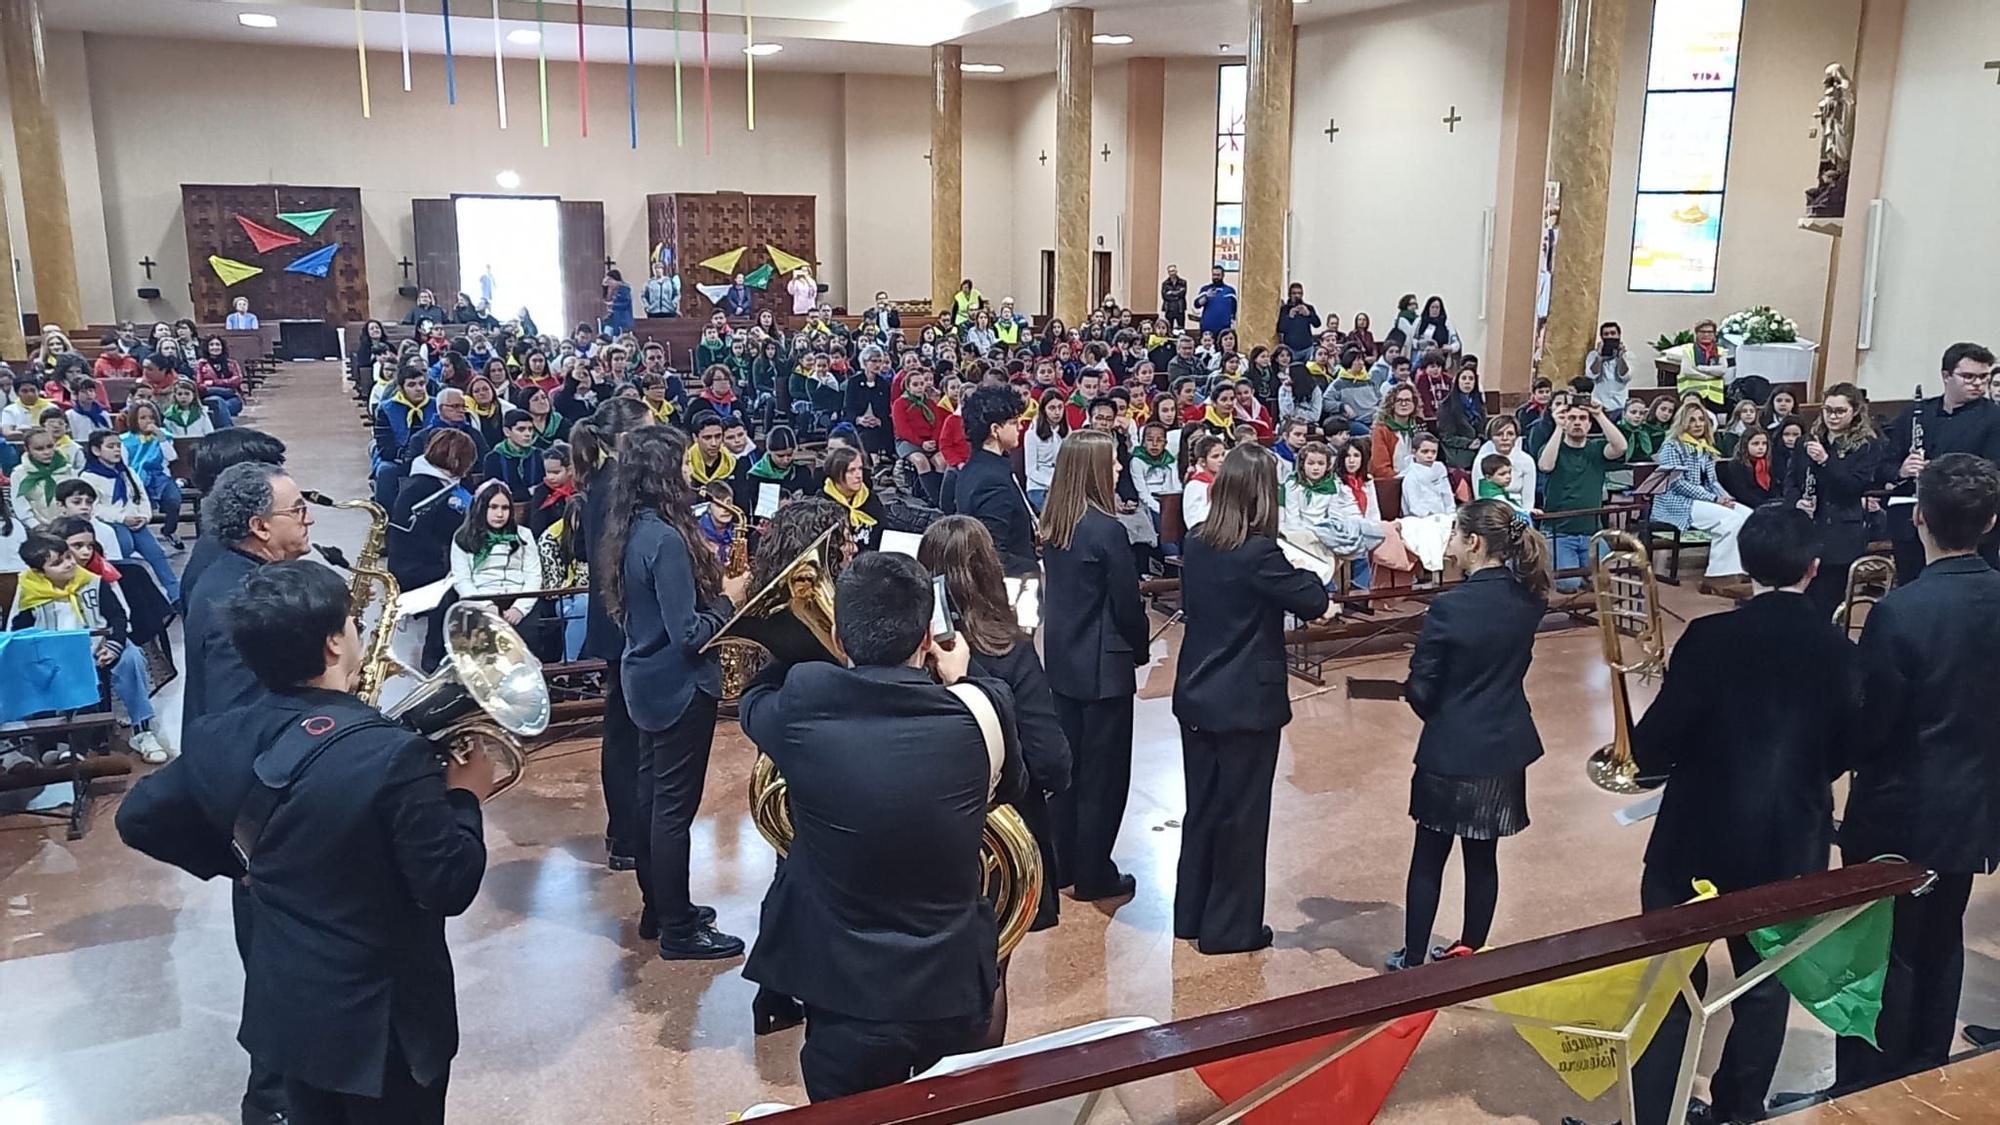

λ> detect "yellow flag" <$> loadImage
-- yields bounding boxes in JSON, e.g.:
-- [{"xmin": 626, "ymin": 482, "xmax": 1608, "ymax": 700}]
[
  {"xmin": 1488, "ymin": 880, "xmax": 1718, "ymax": 1101},
  {"xmin": 699, "ymin": 247, "xmax": 747, "ymax": 275},
  {"xmin": 765, "ymin": 243, "xmax": 810, "ymax": 275},
  {"xmin": 208, "ymin": 255, "xmax": 264, "ymax": 287}
]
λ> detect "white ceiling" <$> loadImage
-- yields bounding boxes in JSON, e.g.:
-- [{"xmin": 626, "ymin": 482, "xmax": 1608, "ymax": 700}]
[{"xmin": 45, "ymin": 0, "xmax": 1415, "ymax": 79}]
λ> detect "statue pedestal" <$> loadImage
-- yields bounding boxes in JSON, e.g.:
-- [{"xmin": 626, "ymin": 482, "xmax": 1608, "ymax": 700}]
[{"xmin": 1798, "ymin": 216, "xmax": 1844, "ymax": 237}]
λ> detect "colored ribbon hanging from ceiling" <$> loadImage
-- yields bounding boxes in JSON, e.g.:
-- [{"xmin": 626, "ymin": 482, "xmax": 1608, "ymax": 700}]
[
  {"xmin": 700, "ymin": 0, "xmax": 713, "ymax": 154},
  {"xmin": 353, "ymin": 0, "xmax": 371, "ymax": 118},
  {"xmin": 441, "ymin": 0, "xmax": 456, "ymax": 104},
  {"xmin": 398, "ymin": 0, "xmax": 412, "ymax": 91},
  {"xmin": 491, "ymin": 0, "xmax": 507, "ymax": 129},
  {"xmin": 626, "ymin": 0, "xmax": 638, "ymax": 149},
  {"xmin": 744, "ymin": 0, "xmax": 755, "ymax": 131},
  {"xmin": 672, "ymin": 0, "xmax": 685, "ymax": 147},
  {"xmin": 536, "ymin": 0, "xmax": 549, "ymax": 145},
  {"xmin": 575, "ymin": 0, "xmax": 588, "ymax": 137}
]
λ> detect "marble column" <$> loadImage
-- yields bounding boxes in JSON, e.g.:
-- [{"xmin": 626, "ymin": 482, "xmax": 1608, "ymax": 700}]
[
  {"xmin": 0, "ymin": 168, "xmax": 23, "ymax": 358},
  {"xmin": 930, "ymin": 44, "xmax": 964, "ymax": 315},
  {"xmin": 1537, "ymin": 0, "xmax": 1628, "ymax": 381},
  {"xmin": 1239, "ymin": 0, "xmax": 1295, "ymax": 350},
  {"xmin": 1, "ymin": 0, "xmax": 83, "ymax": 332},
  {"xmin": 1053, "ymin": 7, "xmax": 1093, "ymax": 325},
  {"xmin": 1123, "ymin": 58, "xmax": 1166, "ymax": 311},
  {"xmin": 1485, "ymin": 0, "xmax": 1561, "ymax": 394}
]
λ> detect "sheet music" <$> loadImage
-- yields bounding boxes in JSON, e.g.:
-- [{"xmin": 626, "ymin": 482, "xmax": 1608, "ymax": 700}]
[
  {"xmin": 755, "ymin": 482, "xmax": 781, "ymax": 518},
  {"xmin": 1277, "ymin": 536, "xmax": 1337, "ymax": 584},
  {"xmin": 1614, "ymin": 791, "xmax": 1663, "ymax": 826},
  {"xmin": 878, "ymin": 530, "xmax": 923, "ymax": 558},
  {"xmin": 1004, "ymin": 576, "xmax": 1043, "ymax": 629}
]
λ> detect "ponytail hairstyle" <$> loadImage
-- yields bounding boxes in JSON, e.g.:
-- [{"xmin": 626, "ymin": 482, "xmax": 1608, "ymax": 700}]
[
  {"xmin": 601, "ymin": 426, "xmax": 724, "ymax": 623},
  {"xmin": 569, "ymin": 396, "xmax": 653, "ymax": 492},
  {"xmin": 1455, "ymin": 497, "xmax": 1552, "ymax": 600}
]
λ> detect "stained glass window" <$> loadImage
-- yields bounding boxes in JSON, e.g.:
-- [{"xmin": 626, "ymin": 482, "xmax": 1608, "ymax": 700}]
[
  {"xmin": 1629, "ymin": 0, "xmax": 1744, "ymax": 293},
  {"xmin": 1213, "ymin": 64, "xmax": 1247, "ymax": 282}
]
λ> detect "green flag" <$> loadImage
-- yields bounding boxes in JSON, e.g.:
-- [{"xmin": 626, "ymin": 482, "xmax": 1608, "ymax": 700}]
[
  {"xmin": 276, "ymin": 208, "xmax": 336, "ymax": 236},
  {"xmin": 742, "ymin": 262, "xmax": 776, "ymax": 290},
  {"xmin": 1746, "ymin": 896, "xmax": 1893, "ymax": 1046}
]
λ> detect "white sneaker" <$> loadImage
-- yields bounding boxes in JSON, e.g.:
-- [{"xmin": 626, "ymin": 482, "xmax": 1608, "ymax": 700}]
[{"xmin": 130, "ymin": 730, "xmax": 170, "ymax": 764}]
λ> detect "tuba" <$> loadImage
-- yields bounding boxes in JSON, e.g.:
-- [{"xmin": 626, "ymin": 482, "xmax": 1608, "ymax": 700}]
[
  {"xmin": 1833, "ymin": 554, "xmax": 1896, "ymax": 639},
  {"xmin": 708, "ymin": 528, "xmax": 1044, "ymax": 958},
  {"xmin": 1586, "ymin": 529, "xmax": 1668, "ymax": 794},
  {"xmin": 306, "ymin": 492, "xmax": 550, "ymax": 798}
]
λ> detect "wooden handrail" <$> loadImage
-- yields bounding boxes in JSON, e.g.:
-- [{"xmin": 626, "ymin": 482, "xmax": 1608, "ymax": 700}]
[{"xmin": 770, "ymin": 861, "xmax": 1927, "ymax": 1124}]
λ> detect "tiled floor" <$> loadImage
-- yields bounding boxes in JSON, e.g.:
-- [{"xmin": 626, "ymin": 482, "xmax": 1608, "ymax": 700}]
[{"xmin": 5, "ymin": 362, "xmax": 1999, "ymax": 1124}]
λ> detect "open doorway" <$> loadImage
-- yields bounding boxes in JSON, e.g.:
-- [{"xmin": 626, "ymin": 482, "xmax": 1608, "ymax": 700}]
[
  {"xmin": 1092, "ymin": 251, "xmax": 1113, "ymax": 308},
  {"xmin": 454, "ymin": 195, "xmax": 564, "ymax": 334},
  {"xmin": 1038, "ymin": 250, "xmax": 1056, "ymax": 320}
]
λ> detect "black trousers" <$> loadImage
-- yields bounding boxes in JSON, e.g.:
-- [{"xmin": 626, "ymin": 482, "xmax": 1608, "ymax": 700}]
[
  {"xmin": 232, "ymin": 883, "xmax": 289, "ymax": 1120},
  {"xmin": 599, "ymin": 672, "xmax": 641, "ymax": 859},
  {"xmin": 1632, "ymin": 866, "xmax": 1791, "ymax": 1124},
  {"xmin": 1050, "ymin": 693, "xmax": 1134, "ymax": 897},
  {"xmin": 283, "ymin": 1047, "xmax": 447, "ymax": 1125},
  {"xmin": 634, "ymin": 692, "xmax": 721, "ymax": 933},
  {"xmin": 1013, "ymin": 790, "xmax": 1062, "ymax": 930},
  {"xmin": 800, "ymin": 1005, "xmax": 990, "ymax": 1103},
  {"xmin": 1173, "ymin": 727, "xmax": 1280, "ymax": 953},
  {"xmin": 1834, "ymin": 869, "xmax": 1975, "ymax": 1089}
]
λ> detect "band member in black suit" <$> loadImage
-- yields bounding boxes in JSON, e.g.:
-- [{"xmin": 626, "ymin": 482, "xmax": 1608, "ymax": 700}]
[
  {"xmin": 118, "ymin": 562, "xmax": 495, "ymax": 1125},
  {"xmin": 1388, "ymin": 499, "xmax": 1551, "ymax": 971},
  {"xmin": 603, "ymin": 426, "xmax": 752, "ymax": 960},
  {"xmin": 1838, "ymin": 453, "xmax": 2000, "ymax": 1083},
  {"xmin": 1605, "ymin": 506, "xmax": 1862, "ymax": 1125},
  {"xmin": 1037, "ymin": 429, "xmax": 1152, "ymax": 901},
  {"xmin": 1786, "ymin": 382, "xmax": 1889, "ymax": 619},
  {"xmin": 1878, "ymin": 342, "xmax": 1999, "ymax": 582},
  {"xmin": 1172, "ymin": 444, "xmax": 1331, "ymax": 954},
  {"xmin": 569, "ymin": 398, "xmax": 655, "ymax": 874},
  {"xmin": 741, "ymin": 552, "xmax": 1026, "ymax": 1101},
  {"xmin": 947, "ymin": 384, "xmax": 1041, "ymax": 577},
  {"xmin": 920, "ymin": 515, "xmax": 1071, "ymax": 937}
]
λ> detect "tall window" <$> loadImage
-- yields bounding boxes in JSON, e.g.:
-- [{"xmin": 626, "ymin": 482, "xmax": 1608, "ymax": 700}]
[
  {"xmin": 1212, "ymin": 64, "xmax": 1246, "ymax": 284},
  {"xmin": 1628, "ymin": 0, "xmax": 1745, "ymax": 293}
]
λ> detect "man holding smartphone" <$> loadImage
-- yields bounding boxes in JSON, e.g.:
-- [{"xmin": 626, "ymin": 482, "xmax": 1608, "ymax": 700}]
[
  {"xmin": 739, "ymin": 552, "xmax": 1027, "ymax": 1101},
  {"xmin": 1585, "ymin": 321, "xmax": 1631, "ymax": 414}
]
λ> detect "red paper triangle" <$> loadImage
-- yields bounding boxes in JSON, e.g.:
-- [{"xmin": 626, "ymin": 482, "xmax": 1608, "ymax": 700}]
[
  {"xmin": 1194, "ymin": 1011, "xmax": 1438, "ymax": 1124},
  {"xmin": 235, "ymin": 214, "xmax": 301, "ymax": 254}
]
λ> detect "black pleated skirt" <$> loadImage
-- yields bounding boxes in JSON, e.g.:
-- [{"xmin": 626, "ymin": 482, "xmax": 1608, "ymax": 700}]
[{"xmin": 1410, "ymin": 768, "xmax": 1529, "ymax": 840}]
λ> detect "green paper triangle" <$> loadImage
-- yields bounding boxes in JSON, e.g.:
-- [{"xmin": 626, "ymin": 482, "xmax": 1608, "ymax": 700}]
[
  {"xmin": 276, "ymin": 208, "xmax": 335, "ymax": 236},
  {"xmin": 742, "ymin": 262, "xmax": 776, "ymax": 290}
]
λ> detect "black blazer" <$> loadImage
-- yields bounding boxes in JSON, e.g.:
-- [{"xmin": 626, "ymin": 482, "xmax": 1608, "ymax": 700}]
[
  {"xmin": 619, "ymin": 510, "xmax": 734, "ymax": 732},
  {"xmin": 1784, "ymin": 436, "xmax": 1886, "ymax": 567},
  {"xmin": 1173, "ymin": 533, "xmax": 1329, "ymax": 732},
  {"xmin": 1716, "ymin": 459, "xmax": 1780, "ymax": 508},
  {"xmin": 970, "ymin": 641, "xmax": 1071, "ymax": 800},
  {"xmin": 578, "ymin": 474, "xmax": 624, "ymax": 661},
  {"xmin": 1406, "ymin": 567, "xmax": 1545, "ymax": 775},
  {"xmin": 118, "ymin": 689, "xmax": 485, "ymax": 1098},
  {"xmin": 740, "ymin": 663, "xmax": 1025, "ymax": 1022},
  {"xmin": 180, "ymin": 545, "xmax": 268, "ymax": 745},
  {"xmin": 844, "ymin": 373, "xmax": 893, "ymax": 429},
  {"xmin": 1634, "ymin": 591, "xmax": 1858, "ymax": 894},
  {"xmin": 1041, "ymin": 508, "xmax": 1151, "ymax": 702},
  {"xmin": 948, "ymin": 448, "xmax": 1040, "ymax": 577},
  {"xmin": 1842, "ymin": 556, "xmax": 2000, "ymax": 873},
  {"xmin": 387, "ymin": 471, "xmax": 465, "ymax": 591}
]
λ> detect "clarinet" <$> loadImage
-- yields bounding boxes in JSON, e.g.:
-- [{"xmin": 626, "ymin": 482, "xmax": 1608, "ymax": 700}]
[
  {"xmin": 1909, "ymin": 383, "xmax": 1926, "ymax": 460},
  {"xmin": 1801, "ymin": 455, "xmax": 1818, "ymax": 511}
]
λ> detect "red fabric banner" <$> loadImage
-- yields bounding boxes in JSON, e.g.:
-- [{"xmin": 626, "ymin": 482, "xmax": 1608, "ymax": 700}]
[
  {"xmin": 1193, "ymin": 1010, "xmax": 1437, "ymax": 1124},
  {"xmin": 234, "ymin": 215, "xmax": 301, "ymax": 254}
]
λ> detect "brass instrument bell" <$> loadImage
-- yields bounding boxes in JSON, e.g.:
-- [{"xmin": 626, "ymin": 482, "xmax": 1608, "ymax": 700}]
[{"xmin": 1586, "ymin": 529, "xmax": 1668, "ymax": 794}]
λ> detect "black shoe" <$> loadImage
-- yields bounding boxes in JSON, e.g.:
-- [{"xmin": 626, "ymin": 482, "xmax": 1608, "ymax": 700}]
[
  {"xmin": 607, "ymin": 853, "xmax": 637, "ymax": 872},
  {"xmin": 752, "ymin": 988, "xmax": 806, "ymax": 1036},
  {"xmin": 658, "ymin": 922, "xmax": 744, "ymax": 961},
  {"xmin": 241, "ymin": 1104, "xmax": 288, "ymax": 1125},
  {"xmin": 638, "ymin": 905, "xmax": 716, "ymax": 941},
  {"xmin": 1072, "ymin": 874, "xmax": 1136, "ymax": 902},
  {"xmin": 1559, "ymin": 1097, "xmax": 1718, "ymax": 1125},
  {"xmin": 1965, "ymin": 1024, "xmax": 2000, "ymax": 1048},
  {"xmin": 1198, "ymin": 925, "xmax": 1274, "ymax": 955}
]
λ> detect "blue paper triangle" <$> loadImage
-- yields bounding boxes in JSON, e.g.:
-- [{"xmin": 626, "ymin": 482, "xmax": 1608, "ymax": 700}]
[{"xmin": 283, "ymin": 243, "xmax": 341, "ymax": 277}]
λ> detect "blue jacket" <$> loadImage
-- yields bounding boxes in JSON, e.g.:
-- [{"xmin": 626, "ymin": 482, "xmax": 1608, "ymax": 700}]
[
  {"xmin": 120, "ymin": 431, "xmax": 175, "ymax": 491},
  {"xmin": 606, "ymin": 283, "xmax": 634, "ymax": 331},
  {"xmin": 1197, "ymin": 282, "xmax": 1238, "ymax": 333},
  {"xmin": 619, "ymin": 510, "xmax": 735, "ymax": 731},
  {"xmin": 373, "ymin": 393, "xmax": 440, "ymax": 468}
]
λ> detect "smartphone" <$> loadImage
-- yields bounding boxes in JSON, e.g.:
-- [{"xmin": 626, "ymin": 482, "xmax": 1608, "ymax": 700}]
[
  {"xmin": 930, "ymin": 574, "xmax": 957, "ymax": 644},
  {"xmin": 1601, "ymin": 339, "xmax": 1619, "ymax": 358}
]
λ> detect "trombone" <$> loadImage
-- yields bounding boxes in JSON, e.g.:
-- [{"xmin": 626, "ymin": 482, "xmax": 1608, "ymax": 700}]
[
  {"xmin": 1833, "ymin": 555, "xmax": 1896, "ymax": 640},
  {"xmin": 1586, "ymin": 529, "xmax": 1667, "ymax": 794}
]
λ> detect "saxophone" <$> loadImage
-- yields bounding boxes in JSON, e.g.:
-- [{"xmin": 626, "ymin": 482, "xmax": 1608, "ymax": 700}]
[
  {"xmin": 304, "ymin": 491, "xmax": 401, "ymax": 705},
  {"xmin": 705, "ymin": 493, "xmax": 768, "ymax": 706}
]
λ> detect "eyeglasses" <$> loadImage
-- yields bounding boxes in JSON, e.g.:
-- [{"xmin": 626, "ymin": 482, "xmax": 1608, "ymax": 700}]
[{"xmin": 266, "ymin": 500, "xmax": 311, "ymax": 524}]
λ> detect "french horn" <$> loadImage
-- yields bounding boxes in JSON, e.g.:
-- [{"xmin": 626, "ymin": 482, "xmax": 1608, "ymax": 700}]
[
  {"xmin": 710, "ymin": 527, "xmax": 1044, "ymax": 958},
  {"xmin": 1586, "ymin": 529, "xmax": 1668, "ymax": 794}
]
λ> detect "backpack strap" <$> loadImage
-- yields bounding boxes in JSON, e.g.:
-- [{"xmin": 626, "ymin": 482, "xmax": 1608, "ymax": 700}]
[
  {"xmin": 944, "ymin": 681, "xmax": 1005, "ymax": 800},
  {"xmin": 232, "ymin": 704, "xmax": 399, "ymax": 869}
]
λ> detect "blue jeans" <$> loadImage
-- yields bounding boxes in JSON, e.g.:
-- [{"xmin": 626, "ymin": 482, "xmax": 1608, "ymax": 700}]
[
  {"xmin": 1552, "ymin": 532, "xmax": 1603, "ymax": 593},
  {"xmin": 109, "ymin": 643, "xmax": 154, "ymax": 725},
  {"xmin": 204, "ymin": 394, "xmax": 238, "ymax": 428},
  {"xmin": 372, "ymin": 461, "xmax": 405, "ymax": 509},
  {"xmin": 1349, "ymin": 552, "xmax": 1373, "ymax": 589},
  {"xmin": 1027, "ymin": 488, "xmax": 1047, "ymax": 513},
  {"xmin": 145, "ymin": 476, "xmax": 185, "ymax": 539},
  {"xmin": 557, "ymin": 593, "xmax": 588, "ymax": 661},
  {"xmin": 1147, "ymin": 505, "xmax": 1179, "ymax": 557},
  {"xmin": 1344, "ymin": 418, "xmax": 1373, "ymax": 437},
  {"xmin": 113, "ymin": 521, "xmax": 182, "ymax": 604}
]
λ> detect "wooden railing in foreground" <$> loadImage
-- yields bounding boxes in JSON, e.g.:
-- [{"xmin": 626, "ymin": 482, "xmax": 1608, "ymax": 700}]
[{"xmin": 767, "ymin": 861, "xmax": 1927, "ymax": 1125}]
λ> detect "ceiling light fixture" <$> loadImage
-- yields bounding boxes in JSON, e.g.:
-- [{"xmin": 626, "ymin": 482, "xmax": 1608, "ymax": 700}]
[
  {"xmin": 507, "ymin": 28, "xmax": 542, "ymax": 46},
  {"xmin": 1091, "ymin": 34, "xmax": 1133, "ymax": 46},
  {"xmin": 744, "ymin": 42, "xmax": 783, "ymax": 57},
  {"xmin": 238, "ymin": 12, "xmax": 278, "ymax": 29},
  {"xmin": 960, "ymin": 62, "xmax": 1007, "ymax": 74},
  {"xmin": 495, "ymin": 170, "xmax": 522, "ymax": 190}
]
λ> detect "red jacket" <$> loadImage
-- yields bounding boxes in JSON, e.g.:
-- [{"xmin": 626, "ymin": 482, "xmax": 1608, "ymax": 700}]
[
  {"xmin": 197, "ymin": 358, "xmax": 244, "ymax": 393},
  {"xmin": 93, "ymin": 352, "xmax": 139, "ymax": 382},
  {"xmin": 891, "ymin": 392, "xmax": 943, "ymax": 447},
  {"xmin": 937, "ymin": 411, "xmax": 971, "ymax": 468}
]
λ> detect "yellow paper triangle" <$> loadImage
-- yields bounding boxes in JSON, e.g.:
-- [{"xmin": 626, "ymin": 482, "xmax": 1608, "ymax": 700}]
[
  {"xmin": 765, "ymin": 243, "xmax": 810, "ymax": 275},
  {"xmin": 698, "ymin": 247, "xmax": 747, "ymax": 275},
  {"xmin": 208, "ymin": 254, "xmax": 264, "ymax": 287}
]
